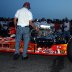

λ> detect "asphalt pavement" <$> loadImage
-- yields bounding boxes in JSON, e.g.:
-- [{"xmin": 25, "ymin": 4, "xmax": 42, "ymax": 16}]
[{"xmin": 0, "ymin": 52, "xmax": 72, "ymax": 72}]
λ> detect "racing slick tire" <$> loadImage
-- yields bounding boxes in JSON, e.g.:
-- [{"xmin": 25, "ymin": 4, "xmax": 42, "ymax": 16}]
[{"xmin": 67, "ymin": 38, "xmax": 72, "ymax": 62}]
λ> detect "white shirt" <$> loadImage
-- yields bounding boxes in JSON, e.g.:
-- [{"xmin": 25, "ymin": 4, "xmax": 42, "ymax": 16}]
[
  {"xmin": 64, "ymin": 22, "xmax": 70, "ymax": 31},
  {"xmin": 15, "ymin": 7, "xmax": 33, "ymax": 27}
]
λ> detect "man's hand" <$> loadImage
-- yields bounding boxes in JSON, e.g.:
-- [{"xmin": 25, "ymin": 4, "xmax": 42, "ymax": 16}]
[
  {"xmin": 29, "ymin": 20, "xmax": 39, "ymax": 31},
  {"xmin": 35, "ymin": 26, "xmax": 39, "ymax": 31}
]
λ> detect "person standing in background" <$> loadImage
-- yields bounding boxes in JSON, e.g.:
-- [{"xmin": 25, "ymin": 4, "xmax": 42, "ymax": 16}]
[
  {"xmin": 63, "ymin": 18, "xmax": 70, "ymax": 36},
  {"xmin": 63, "ymin": 18, "xmax": 70, "ymax": 41}
]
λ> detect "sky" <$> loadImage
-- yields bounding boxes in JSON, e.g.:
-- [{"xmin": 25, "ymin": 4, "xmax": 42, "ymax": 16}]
[{"xmin": 0, "ymin": 0, "xmax": 72, "ymax": 19}]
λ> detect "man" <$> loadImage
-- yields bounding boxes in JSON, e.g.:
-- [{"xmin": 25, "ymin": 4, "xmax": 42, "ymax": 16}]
[
  {"xmin": 13, "ymin": 2, "xmax": 39, "ymax": 60},
  {"xmin": 63, "ymin": 18, "xmax": 70, "ymax": 42},
  {"xmin": 63, "ymin": 18, "xmax": 70, "ymax": 36}
]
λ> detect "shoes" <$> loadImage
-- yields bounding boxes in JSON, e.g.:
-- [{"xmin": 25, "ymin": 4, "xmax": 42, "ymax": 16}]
[
  {"xmin": 22, "ymin": 56, "xmax": 29, "ymax": 60},
  {"xmin": 13, "ymin": 53, "xmax": 29, "ymax": 60},
  {"xmin": 13, "ymin": 53, "xmax": 20, "ymax": 60}
]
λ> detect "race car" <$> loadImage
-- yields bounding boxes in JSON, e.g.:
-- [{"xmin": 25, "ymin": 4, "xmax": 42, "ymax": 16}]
[{"xmin": 0, "ymin": 24, "xmax": 72, "ymax": 62}]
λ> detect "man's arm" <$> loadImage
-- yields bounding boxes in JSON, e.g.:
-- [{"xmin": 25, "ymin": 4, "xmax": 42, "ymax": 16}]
[
  {"xmin": 14, "ymin": 18, "xmax": 17, "ymax": 28},
  {"xmin": 29, "ymin": 20, "xmax": 36, "ymax": 29},
  {"xmin": 29, "ymin": 20, "xmax": 39, "ymax": 31}
]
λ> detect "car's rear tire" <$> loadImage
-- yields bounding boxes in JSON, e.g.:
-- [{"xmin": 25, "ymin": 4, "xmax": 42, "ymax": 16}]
[{"xmin": 67, "ymin": 38, "xmax": 72, "ymax": 62}]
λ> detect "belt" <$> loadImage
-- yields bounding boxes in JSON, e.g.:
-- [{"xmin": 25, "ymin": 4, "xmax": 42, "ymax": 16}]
[
  {"xmin": 25, "ymin": 26, "xmax": 29, "ymax": 27},
  {"xmin": 17, "ymin": 25, "xmax": 29, "ymax": 28}
]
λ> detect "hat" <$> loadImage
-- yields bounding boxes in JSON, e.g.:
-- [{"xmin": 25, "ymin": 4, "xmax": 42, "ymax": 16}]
[{"xmin": 23, "ymin": 2, "xmax": 31, "ymax": 9}]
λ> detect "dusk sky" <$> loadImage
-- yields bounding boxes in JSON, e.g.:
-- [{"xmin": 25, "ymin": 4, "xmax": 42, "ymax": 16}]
[{"xmin": 0, "ymin": 0, "xmax": 72, "ymax": 19}]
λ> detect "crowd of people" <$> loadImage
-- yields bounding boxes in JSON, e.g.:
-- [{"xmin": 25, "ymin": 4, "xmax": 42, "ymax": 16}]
[
  {"xmin": 0, "ymin": 17, "xmax": 72, "ymax": 37},
  {"xmin": 32, "ymin": 17, "xmax": 72, "ymax": 37}
]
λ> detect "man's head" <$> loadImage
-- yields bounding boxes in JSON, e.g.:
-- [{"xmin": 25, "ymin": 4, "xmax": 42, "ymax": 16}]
[
  {"xmin": 41, "ymin": 18, "xmax": 46, "ymax": 22},
  {"xmin": 23, "ymin": 2, "xmax": 31, "ymax": 9}
]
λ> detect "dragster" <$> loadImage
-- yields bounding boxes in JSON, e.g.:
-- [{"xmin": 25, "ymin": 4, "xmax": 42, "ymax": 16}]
[{"xmin": 0, "ymin": 24, "xmax": 72, "ymax": 62}]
